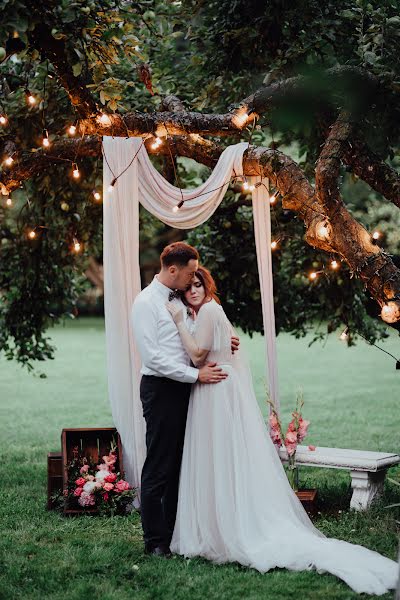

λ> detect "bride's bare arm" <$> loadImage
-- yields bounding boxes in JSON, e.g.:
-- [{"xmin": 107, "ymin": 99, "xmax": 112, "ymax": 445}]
[{"xmin": 166, "ymin": 303, "xmax": 209, "ymax": 366}]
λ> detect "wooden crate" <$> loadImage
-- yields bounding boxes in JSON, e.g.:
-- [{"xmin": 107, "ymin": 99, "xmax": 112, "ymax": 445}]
[
  {"xmin": 61, "ymin": 428, "xmax": 123, "ymax": 514},
  {"xmin": 47, "ymin": 452, "xmax": 63, "ymax": 510}
]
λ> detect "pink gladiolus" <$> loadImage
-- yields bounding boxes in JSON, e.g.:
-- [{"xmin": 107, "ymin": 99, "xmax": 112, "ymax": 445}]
[
  {"xmin": 268, "ymin": 413, "xmax": 279, "ymax": 429},
  {"xmin": 298, "ymin": 418, "xmax": 310, "ymax": 442},
  {"xmin": 80, "ymin": 465, "xmax": 89, "ymax": 474},
  {"xmin": 285, "ymin": 443, "xmax": 297, "ymax": 457},
  {"xmin": 103, "ymin": 453, "xmax": 117, "ymax": 467},
  {"xmin": 97, "ymin": 463, "xmax": 109, "ymax": 471},
  {"xmin": 75, "ymin": 477, "xmax": 86, "ymax": 487},
  {"xmin": 287, "ymin": 419, "xmax": 296, "ymax": 432}
]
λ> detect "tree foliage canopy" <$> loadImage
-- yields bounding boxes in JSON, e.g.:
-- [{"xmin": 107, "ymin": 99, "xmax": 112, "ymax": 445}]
[{"xmin": 0, "ymin": 0, "xmax": 400, "ymax": 370}]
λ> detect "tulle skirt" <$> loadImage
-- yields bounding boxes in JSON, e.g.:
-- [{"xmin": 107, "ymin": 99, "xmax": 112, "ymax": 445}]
[{"xmin": 171, "ymin": 364, "xmax": 398, "ymax": 595}]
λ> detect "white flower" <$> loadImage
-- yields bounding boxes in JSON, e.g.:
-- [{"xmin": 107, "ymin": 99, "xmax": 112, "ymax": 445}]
[
  {"xmin": 95, "ymin": 469, "xmax": 111, "ymax": 482},
  {"xmin": 83, "ymin": 481, "xmax": 100, "ymax": 494}
]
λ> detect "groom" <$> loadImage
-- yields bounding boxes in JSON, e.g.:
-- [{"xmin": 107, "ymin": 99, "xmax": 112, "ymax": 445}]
[{"xmin": 131, "ymin": 242, "xmax": 237, "ymax": 557}]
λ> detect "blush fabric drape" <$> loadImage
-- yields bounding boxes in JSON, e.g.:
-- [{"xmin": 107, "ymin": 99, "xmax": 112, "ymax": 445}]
[{"xmin": 103, "ymin": 136, "xmax": 279, "ymax": 487}]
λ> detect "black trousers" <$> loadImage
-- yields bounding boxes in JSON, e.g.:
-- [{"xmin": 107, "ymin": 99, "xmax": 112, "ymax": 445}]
[{"xmin": 140, "ymin": 375, "xmax": 191, "ymax": 549}]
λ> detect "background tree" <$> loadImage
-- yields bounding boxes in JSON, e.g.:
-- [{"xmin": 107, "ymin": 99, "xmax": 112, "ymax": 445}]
[{"xmin": 0, "ymin": 0, "xmax": 400, "ymax": 370}]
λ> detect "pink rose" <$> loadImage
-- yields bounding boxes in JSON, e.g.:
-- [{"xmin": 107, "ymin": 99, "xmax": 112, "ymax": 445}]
[
  {"xmin": 78, "ymin": 491, "xmax": 96, "ymax": 507},
  {"xmin": 75, "ymin": 477, "xmax": 86, "ymax": 487},
  {"xmin": 104, "ymin": 472, "xmax": 117, "ymax": 483},
  {"xmin": 115, "ymin": 480, "xmax": 130, "ymax": 492},
  {"xmin": 103, "ymin": 482, "xmax": 114, "ymax": 492},
  {"xmin": 74, "ymin": 487, "xmax": 83, "ymax": 497},
  {"xmin": 80, "ymin": 465, "xmax": 89, "ymax": 474},
  {"xmin": 308, "ymin": 444, "xmax": 316, "ymax": 451}
]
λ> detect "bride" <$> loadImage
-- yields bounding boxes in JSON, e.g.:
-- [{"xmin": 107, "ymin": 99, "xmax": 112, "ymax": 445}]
[{"xmin": 166, "ymin": 266, "xmax": 398, "ymax": 596}]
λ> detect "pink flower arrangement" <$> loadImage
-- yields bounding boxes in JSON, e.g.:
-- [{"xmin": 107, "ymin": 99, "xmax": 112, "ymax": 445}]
[
  {"xmin": 268, "ymin": 394, "xmax": 313, "ymax": 490},
  {"xmin": 66, "ymin": 440, "xmax": 136, "ymax": 515}
]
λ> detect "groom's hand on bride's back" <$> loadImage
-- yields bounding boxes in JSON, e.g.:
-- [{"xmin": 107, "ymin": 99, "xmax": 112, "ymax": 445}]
[{"xmin": 198, "ymin": 362, "xmax": 228, "ymax": 384}]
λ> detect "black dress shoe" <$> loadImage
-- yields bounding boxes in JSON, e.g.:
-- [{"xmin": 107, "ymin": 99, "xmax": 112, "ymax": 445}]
[{"xmin": 145, "ymin": 545, "xmax": 172, "ymax": 558}]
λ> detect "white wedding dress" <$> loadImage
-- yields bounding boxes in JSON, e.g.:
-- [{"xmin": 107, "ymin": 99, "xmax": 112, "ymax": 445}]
[{"xmin": 170, "ymin": 300, "xmax": 398, "ymax": 595}]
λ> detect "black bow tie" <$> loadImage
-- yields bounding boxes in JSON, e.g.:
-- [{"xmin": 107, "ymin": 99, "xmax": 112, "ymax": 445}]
[{"xmin": 168, "ymin": 290, "xmax": 181, "ymax": 301}]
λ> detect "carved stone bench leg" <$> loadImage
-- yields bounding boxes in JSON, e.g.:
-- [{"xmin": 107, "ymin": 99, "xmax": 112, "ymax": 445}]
[{"xmin": 350, "ymin": 469, "xmax": 387, "ymax": 511}]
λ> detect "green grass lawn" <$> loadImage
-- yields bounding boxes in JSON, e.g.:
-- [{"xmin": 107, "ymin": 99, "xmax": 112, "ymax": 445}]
[{"xmin": 0, "ymin": 318, "xmax": 399, "ymax": 600}]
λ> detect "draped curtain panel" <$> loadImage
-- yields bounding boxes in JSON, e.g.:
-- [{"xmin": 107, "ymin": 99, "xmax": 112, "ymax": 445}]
[{"xmin": 103, "ymin": 136, "xmax": 280, "ymax": 488}]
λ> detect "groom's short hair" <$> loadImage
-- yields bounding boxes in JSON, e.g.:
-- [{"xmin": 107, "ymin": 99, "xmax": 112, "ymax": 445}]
[{"xmin": 160, "ymin": 242, "xmax": 199, "ymax": 268}]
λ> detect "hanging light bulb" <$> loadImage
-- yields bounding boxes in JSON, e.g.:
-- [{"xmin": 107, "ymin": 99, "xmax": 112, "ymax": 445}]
[
  {"xmin": 242, "ymin": 180, "xmax": 249, "ymax": 191},
  {"xmin": 232, "ymin": 110, "xmax": 249, "ymax": 128},
  {"xmin": 372, "ymin": 230, "xmax": 380, "ymax": 240},
  {"xmin": 309, "ymin": 271, "xmax": 318, "ymax": 281},
  {"xmin": 330, "ymin": 260, "xmax": 339, "ymax": 270},
  {"xmin": 316, "ymin": 221, "xmax": 330, "ymax": 241},
  {"xmin": 4, "ymin": 156, "xmax": 14, "ymax": 166},
  {"xmin": 248, "ymin": 184, "xmax": 255, "ymax": 192},
  {"xmin": 269, "ymin": 194, "xmax": 277, "ymax": 204},
  {"xmin": 25, "ymin": 90, "xmax": 36, "ymax": 105},
  {"xmin": 271, "ymin": 240, "xmax": 278, "ymax": 250},
  {"xmin": 72, "ymin": 163, "xmax": 80, "ymax": 179},
  {"xmin": 68, "ymin": 124, "xmax": 77, "ymax": 136},
  {"xmin": 6, "ymin": 197, "xmax": 12, "ymax": 207},
  {"xmin": 28, "ymin": 229, "xmax": 36, "ymax": 239},
  {"xmin": 172, "ymin": 200, "xmax": 184, "ymax": 212},
  {"xmin": 108, "ymin": 178, "xmax": 117, "ymax": 193},
  {"xmin": 339, "ymin": 327, "xmax": 349, "ymax": 341},
  {"xmin": 93, "ymin": 191, "xmax": 101, "ymax": 201},
  {"xmin": 73, "ymin": 239, "xmax": 82, "ymax": 253},
  {"xmin": 380, "ymin": 302, "xmax": 400, "ymax": 324},
  {"xmin": 99, "ymin": 113, "xmax": 112, "ymax": 126},
  {"xmin": 42, "ymin": 129, "xmax": 50, "ymax": 148},
  {"xmin": 151, "ymin": 137, "xmax": 162, "ymax": 150},
  {"xmin": 0, "ymin": 115, "xmax": 7, "ymax": 125}
]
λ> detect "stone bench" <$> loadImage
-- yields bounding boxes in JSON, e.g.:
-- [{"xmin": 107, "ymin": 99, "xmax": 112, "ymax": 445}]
[{"xmin": 278, "ymin": 445, "xmax": 400, "ymax": 511}]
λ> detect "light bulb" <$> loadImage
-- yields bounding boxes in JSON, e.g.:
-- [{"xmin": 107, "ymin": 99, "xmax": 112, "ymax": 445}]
[
  {"xmin": 68, "ymin": 125, "xmax": 76, "ymax": 136},
  {"xmin": 99, "ymin": 113, "xmax": 111, "ymax": 125},
  {"xmin": 73, "ymin": 241, "xmax": 81, "ymax": 253},
  {"xmin": 4, "ymin": 156, "xmax": 14, "ymax": 166},
  {"xmin": 93, "ymin": 191, "xmax": 101, "ymax": 201},
  {"xmin": 269, "ymin": 194, "xmax": 277, "ymax": 204},
  {"xmin": 72, "ymin": 164, "xmax": 80, "ymax": 179},
  {"xmin": 331, "ymin": 260, "xmax": 339, "ymax": 270},
  {"xmin": 317, "ymin": 223, "xmax": 330, "ymax": 240},
  {"xmin": 339, "ymin": 327, "xmax": 349, "ymax": 341},
  {"xmin": 25, "ymin": 90, "xmax": 36, "ymax": 105},
  {"xmin": 243, "ymin": 181, "xmax": 249, "ymax": 191},
  {"xmin": 372, "ymin": 231, "xmax": 380, "ymax": 240},
  {"xmin": 43, "ymin": 138, "xmax": 50, "ymax": 147},
  {"xmin": 271, "ymin": 241, "xmax": 278, "ymax": 250},
  {"xmin": 248, "ymin": 184, "xmax": 255, "ymax": 191},
  {"xmin": 0, "ymin": 115, "xmax": 7, "ymax": 125},
  {"xmin": 380, "ymin": 302, "xmax": 400, "ymax": 324},
  {"xmin": 151, "ymin": 137, "xmax": 162, "ymax": 150},
  {"xmin": 6, "ymin": 198, "xmax": 12, "ymax": 207},
  {"xmin": 309, "ymin": 271, "xmax": 317, "ymax": 281},
  {"xmin": 232, "ymin": 111, "xmax": 249, "ymax": 128},
  {"xmin": 172, "ymin": 205, "xmax": 179, "ymax": 213},
  {"xmin": 28, "ymin": 230, "xmax": 36, "ymax": 239}
]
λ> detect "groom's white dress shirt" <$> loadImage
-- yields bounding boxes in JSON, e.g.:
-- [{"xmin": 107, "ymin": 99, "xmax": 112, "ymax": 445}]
[{"xmin": 131, "ymin": 275, "xmax": 199, "ymax": 383}]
